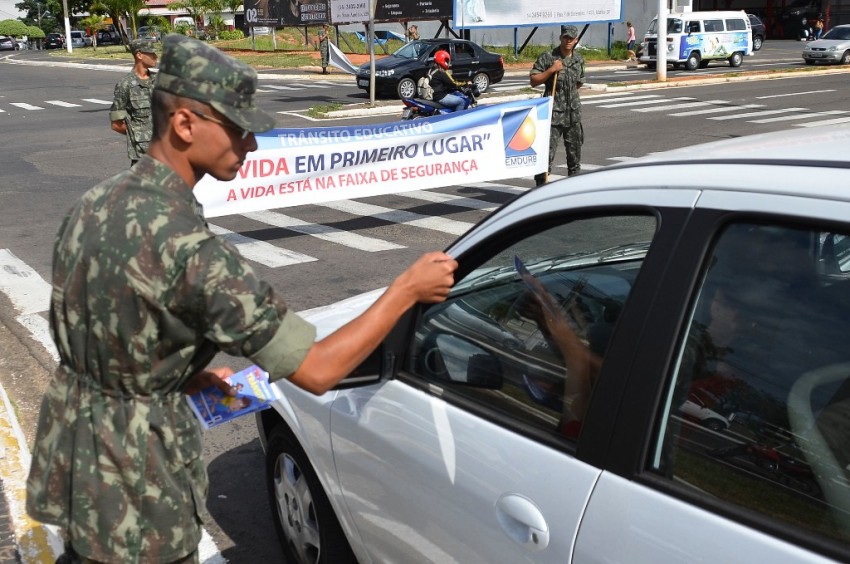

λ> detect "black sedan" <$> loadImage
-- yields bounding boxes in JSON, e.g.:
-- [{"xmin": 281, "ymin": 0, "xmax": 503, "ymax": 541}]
[
  {"xmin": 45, "ymin": 33, "xmax": 64, "ymax": 49},
  {"xmin": 748, "ymin": 13, "xmax": 766, "ymax": 50},
  {"xmin": 356, "ymin": 38, "xmax": 504, "ymax": 99}
]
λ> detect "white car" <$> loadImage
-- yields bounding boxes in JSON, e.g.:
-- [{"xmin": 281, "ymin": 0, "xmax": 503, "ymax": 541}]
[{"xmin": 257, "ymin": 125, "xmax": 850, "ymax": 563}]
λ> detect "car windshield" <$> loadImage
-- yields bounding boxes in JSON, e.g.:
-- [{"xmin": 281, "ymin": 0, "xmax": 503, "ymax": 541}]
[
  {"xmin": 393, "ymin": 40, "xmax": 431, "ymax": 60},
  {"xmin": 823, "ymin": 27, "xmax": 850, "ymax": 40},
  {"xmin": 647, "ymin": 18, "xmax": 684, "ymax": 34}
]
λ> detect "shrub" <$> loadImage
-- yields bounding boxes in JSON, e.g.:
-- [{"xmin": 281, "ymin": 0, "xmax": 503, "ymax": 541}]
[{"xmin": 219, "ymin": 29, "xmax": 244, "ymax": 41}]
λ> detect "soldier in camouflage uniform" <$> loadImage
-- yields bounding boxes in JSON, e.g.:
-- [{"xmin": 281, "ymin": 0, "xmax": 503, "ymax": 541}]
[
  {"xmin": 530, "ymin": 25, "xmax": 585, "ymax": 186},
  {"xmin": 318, "ymin": 23, "xmax": 330, "ymax": 74},
  {"xmin": 27, "ymin": 34, "xmax": 457, "ymax": 564},
  {"xmin": 110, "ymin": 41, "xmax": 158, "ymax": 165}
]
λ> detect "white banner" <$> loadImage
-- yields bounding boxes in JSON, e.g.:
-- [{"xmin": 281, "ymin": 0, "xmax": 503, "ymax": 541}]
[
  {"xmin": 329, "ymin": 0, "xmax": 369, "ymax": 24},
  {"xmin": 454, "ymin": 0, "xmax": 623, "ymax": 28},
  {"xmin": 194, "ymin": 97, "xmax": 552, "ymax": 218},
  {"xmin": 328, "ymin": 40, "xmax": 360, "ymax": 74}
]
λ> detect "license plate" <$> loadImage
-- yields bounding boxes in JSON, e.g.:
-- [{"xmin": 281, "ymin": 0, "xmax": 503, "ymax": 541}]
[
  {"xmin": 402, "ymin": 108, "xmax": 413, "ymax": 119},
  {"xmin": 809, "ymin": 52, "xmax": 823, "ymax": 57},
  {"xmin": 358, "ymin": 79, "xmax": 368, "ymax": 87}
]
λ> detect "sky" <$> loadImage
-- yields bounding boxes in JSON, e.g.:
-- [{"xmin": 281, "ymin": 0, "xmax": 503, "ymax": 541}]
[{"xmin": 0, "ymin": 0, "xmax": 26, "ymax": 21}]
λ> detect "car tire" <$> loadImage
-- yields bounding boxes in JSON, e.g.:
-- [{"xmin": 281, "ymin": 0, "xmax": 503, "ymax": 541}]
[
  {"xmin": 685, "ymin": 52, "xmax": 701, "ymax": 71},
  {"xmin": 397, "ymin": 77, "xmax": 416, "ymax": 99},
  {"xmin": 472, "ymin": 72, "xmax": 490, "ymax": 93},
  {"xmin": 841, "ymin": 50, "xmax": 850, "ymax": 65},
  {"xmin": 265, "ymin": 425, "xmax": 357, "ymax": 564},
  {"xmin": 728, "ymin": 51, "xmax": 744, "ymax": 67},
  {"xmin": 753, "ymin": 36, "xmax": 763, "ymax": 51}
]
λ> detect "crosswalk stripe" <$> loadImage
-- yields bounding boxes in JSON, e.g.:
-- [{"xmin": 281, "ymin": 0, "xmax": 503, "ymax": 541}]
[
  {"xmin": 583, "ymin": 94, "xmax": 662, "ymax": 105},
  {"xmin": 260, "ymin": 84, "xmax": 301, "ymax": 90},
  {"xmin": 633, "ymin": 100, "xmax": 726, "ymax": 112},
  {"xmin": 317, "ymin": 200, "xmax": 475, "ymax": 236},
  {"xmin": 10, "ymin": 103, "xmax": 43, "ymax": 110},
  {"xmin": 582, "ymin": 92, "xmax": 644, "ymax": 100},
  {"xmin": 81, "ymin": 98, "xmax": 112, "ymax": 105},
  {"xmin": 795, "ymin": 116, "xmax": 850, "ymax": 127},
  {"xmin": 242, "ymin": 210, "xmax": 405, "ymax": 252},
  {"xmin": 207, "ymin": 224, "xmax": 318, "ymax": 266},
  {"xmin": 748, "ymin": 110, "xmax": 848, "ymax": 123},
  {"xmin": 403, "ymin": 190, "xmax": 500, "ymax": 210},
  {"xmin": 599, "ymin": 97, "xmax": 695, "ymax": 108},
  {"xmin": 44, "ymin": 100, "xmax": 82, "ymax": 107},
  {"xmin": 670, "ymin": 103, "xmax": 764, "ymax": 116},
  {"xmin": 708, "ymin": 107, "xmax": 807, "ymax": 120}
]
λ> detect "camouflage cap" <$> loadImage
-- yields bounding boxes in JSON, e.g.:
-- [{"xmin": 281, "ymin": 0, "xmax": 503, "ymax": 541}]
[
  {"xmin": 560, "ymin": 25, "xmax": 579, "ymax": 38},
  {"xmin": 130, "ymin": 40, "xmax": 157, "ymax": 55},
  {"xmin": 154, "ymin": 34, "xmax": 276, "ymax": 133}
]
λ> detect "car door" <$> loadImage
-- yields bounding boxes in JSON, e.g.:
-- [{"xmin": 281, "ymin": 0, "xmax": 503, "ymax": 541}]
[
  {"xmin": 329, "ymin": 189, "xmax": 699, "ymax": 562},
  {"xmin": 574, "ymin": 193, "xmax": 850, "ymax": 562},
  {"xmin": 449, "ymin": 42, "xmax": 478, "ymax": 82}
]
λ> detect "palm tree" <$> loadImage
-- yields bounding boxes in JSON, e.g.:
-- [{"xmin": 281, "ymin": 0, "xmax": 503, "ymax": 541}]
[{"xmin": 78, "ymin": 13, "xmax": 106, "ymax": 50}]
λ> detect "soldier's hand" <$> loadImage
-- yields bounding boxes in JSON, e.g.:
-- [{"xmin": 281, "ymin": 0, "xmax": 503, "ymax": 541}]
[
  {"xmin": 393, "ymin": 251, "xmax": 458, "ymax": 304},
  {"xmin": 184, "ymin": 366, "xmax": 237, "ymax": 396},
  {"xmin": 550, "ymin": 59, "xmax": 564, "ymax": 73}
]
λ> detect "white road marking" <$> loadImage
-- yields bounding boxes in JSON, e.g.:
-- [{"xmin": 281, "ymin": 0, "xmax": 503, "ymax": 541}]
[
  {"xmin": 10, "ymin": 103, "xmax": 43, "ymax": 110},
  {"xmin": 670, "ymin": 103, "xmax": 764, "ymax": 116},
  {"xmin": 44, "ymin": 100, "xmax": 81, "ymax": 107},
  {"xmin": 208, "ymin": 224, "xmax": 318, "ymax": 266},
  {"xmin": 81, "ymin": 98, "xmax": 113, "ymax": 105},
  {"xmin": 709, "ymin": 107, "xmax": 807, "ymax": 120},
  {"xmin": 317, "ymin": 200, "xmax": 475, "ymax": 236}
]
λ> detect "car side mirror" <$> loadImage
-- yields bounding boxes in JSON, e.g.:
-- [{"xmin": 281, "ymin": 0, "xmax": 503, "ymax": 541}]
[{"xmin": 422, "ymin": 334, "xmax": 503, "ymax": 388}]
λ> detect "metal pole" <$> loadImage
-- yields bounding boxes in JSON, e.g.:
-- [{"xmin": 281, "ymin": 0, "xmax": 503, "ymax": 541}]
[{"xmin": 657, "ymin": 0, "xmax": 667, "ymax": 81}]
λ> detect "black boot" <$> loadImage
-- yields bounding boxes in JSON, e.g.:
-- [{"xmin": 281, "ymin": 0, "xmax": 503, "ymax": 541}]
[{"xmin": 534, "ymin": 172, "xmax": 547, "ymax": 187}]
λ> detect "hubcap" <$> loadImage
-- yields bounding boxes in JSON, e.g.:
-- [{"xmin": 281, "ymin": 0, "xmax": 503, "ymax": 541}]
[{"xmin": 274, "ymin": 452, "xmax": 321, "ymax": 563}]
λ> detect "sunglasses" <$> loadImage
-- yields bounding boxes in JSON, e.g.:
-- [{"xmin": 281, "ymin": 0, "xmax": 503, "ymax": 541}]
[{"xmin": 189, "ymin": 109, "xmax": 251, "ymax": 140}]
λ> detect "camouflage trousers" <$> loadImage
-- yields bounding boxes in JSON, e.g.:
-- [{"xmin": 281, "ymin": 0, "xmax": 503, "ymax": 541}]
[
  {"xmin": 56, "ymin": 542, "xmax": 199, "ymax": 564},
  {"xmin": 535, "ymin": 122, "xmax": 584, "ymax": 186}
]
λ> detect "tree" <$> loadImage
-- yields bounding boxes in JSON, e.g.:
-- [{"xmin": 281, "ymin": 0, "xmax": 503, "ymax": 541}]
[
  {"xmin": 0, "ymin": 19, "xmax": 30, "ymax": 37},
  {"xmin": 78, "ymin": 13, "xmax": 105, "ymax": 49},
  {"xmin": 167, "ymin": 0, "xmax": 209, "ymax": 36},
  {"xmin": 26, "ymin": 24, "xmax": 45, "ymax": 48}
]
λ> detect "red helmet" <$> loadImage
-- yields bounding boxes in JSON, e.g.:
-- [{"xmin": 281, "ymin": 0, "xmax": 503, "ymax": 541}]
[{"xmin": 434, "ymin": 50, "xmax": 451, "ymax": 69}]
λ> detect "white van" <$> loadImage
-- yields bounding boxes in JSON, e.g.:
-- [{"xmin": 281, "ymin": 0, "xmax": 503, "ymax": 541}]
[{"xmin": 640, "ymin": 11, "xmax": 753, "ymax": 71}]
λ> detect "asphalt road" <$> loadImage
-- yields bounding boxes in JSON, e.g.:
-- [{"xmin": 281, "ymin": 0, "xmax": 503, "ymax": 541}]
[{"xmin": 1, "ymin": 47, "xmax": 849, "ymax": 561}]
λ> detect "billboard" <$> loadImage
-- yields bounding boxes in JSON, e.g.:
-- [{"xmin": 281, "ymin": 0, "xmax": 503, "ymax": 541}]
[
  {"xmin": 375, "ymin": 0, "xmax": 452, "ymax": 21},
  {"xmin": 453, "ymin": 0, "xmax": 623, "ymax": 28},
  {"xmin": 246, "ymin": 0, "xmax": 329, "ymax": 26}
]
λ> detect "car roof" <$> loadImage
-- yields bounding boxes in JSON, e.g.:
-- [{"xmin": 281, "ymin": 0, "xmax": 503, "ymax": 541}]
[{"xmin": 518, "ymin": 123, "xmax": 850, "ymax": 210}]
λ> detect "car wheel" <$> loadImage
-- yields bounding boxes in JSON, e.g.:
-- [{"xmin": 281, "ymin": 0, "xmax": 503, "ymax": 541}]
[
  {"xmin": 753, "ymin": 36, "xmax": 763, "ymax": 51},
  {"xmin": 704, "ymin": 419, "xmax": 725, "ymax": 432},
  {"xmin": 472, "ymin": 72, "xmax": 490, "ymax": 93},
  {"xmin": 685, "ymin": 52, "xmax": 701, "ymax": 71},
  {"xmin": 728, "ymin": 51, "xmax": 743, "ymax": 67},
  {"xmin": 265, "ymin": 425, "xmax": 357, "ymax": 564},
  {"xmin": 840, "ymin": 50, "xmax": 850, "ymax": 65},
  {"xmin": 397, "ymin": 77, "xmax": 416, "ymax": 99}
]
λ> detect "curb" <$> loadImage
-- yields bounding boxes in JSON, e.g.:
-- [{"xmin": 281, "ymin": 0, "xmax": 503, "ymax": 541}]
[{"xmin": 0, "ymin": 385, "xmax": 62, "ymax": 562}]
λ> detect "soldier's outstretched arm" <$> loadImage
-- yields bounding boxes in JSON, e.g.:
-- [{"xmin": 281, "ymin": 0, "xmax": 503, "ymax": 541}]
[{"xmin": 287, "ymin": 252, "xmax": 457, "ymax": 395}]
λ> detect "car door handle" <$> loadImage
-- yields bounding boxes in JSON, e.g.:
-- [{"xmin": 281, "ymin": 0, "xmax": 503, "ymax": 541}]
[{"xmin": 495, "ymin": 493, "xmax": 550, "ymax": 551}]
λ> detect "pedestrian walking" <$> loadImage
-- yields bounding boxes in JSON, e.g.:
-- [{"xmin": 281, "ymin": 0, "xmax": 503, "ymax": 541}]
[
  {"xmin": 318, "ymin": 23, "xmax": 330, "ymax": 74},
  {"xmin": 626, "ymin": 21, "xmax": 637, "ymax": 61},
  {"xmin": 109, "ymin": 40, "xmax": 157, "ymax": 165},
  {"xmin": 26, "ymin": 34, "xmax": 457, "ymax": 564},
  {"xmin": 814, "ymin": 14, "xmax": 825, "ymax": 40},
  {"xmin": 530, "ymin": 24, "xmax": 585, "ymax": 186}
]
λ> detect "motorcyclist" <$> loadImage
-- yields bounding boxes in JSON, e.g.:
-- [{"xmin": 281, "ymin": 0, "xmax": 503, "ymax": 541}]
[{"xmin": 429, "ymin": 50, "xmax": 469, "ymax": 112}]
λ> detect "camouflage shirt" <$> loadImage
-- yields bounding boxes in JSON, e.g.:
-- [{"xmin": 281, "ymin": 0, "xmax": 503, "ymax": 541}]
[
  {"xmin": 26, "ymin": 155, "xmax": 316, "ymax": 563},
  {"xmin": 531, "ymin": 48, "xmax": 585, "ymax": 128},
  {"xmin": 109, "ymin": 72, "xmax": 154, "ymax": 161}
]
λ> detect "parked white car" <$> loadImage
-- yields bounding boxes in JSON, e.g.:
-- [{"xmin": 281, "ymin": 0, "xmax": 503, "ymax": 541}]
[{"xmin": 257, "ymin": 124, "xmax": 850, "ymax": 564}]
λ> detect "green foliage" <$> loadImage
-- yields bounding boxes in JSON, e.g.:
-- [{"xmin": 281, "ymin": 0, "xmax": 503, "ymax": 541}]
[
  {"xmin": 0, "ymin": 18, "xmax": 30, "ymax": 36},
  {"xmin": 218, "ymin": 29, "xmax": 243, "ymax": 40},
  {"xmin": 173, "ymin": 22, "xmax": 193, "ymax": 35},
  {"xmin": 26, "ymin": 24, "xmax": 45, "ymax": 38}
]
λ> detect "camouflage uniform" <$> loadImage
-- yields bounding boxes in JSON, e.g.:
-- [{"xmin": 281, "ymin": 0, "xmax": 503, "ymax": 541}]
[
  {"xmin": 109, "ymin": 42, "xmax": 157, "ymax": 163},
  {"xmin": 531, "ymin": 26, "xmax": 585, "ymax": 182},
  {"xmin": 319, "ymin": 24, "xmax": 330, "ymax": 73},
  {"xmin": 27, "ymin": 35, "xmax": 300, "ymax": 563}
]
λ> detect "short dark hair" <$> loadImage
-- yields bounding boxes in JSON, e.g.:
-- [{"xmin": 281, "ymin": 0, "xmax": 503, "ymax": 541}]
[{"xmin": 150, "ymin": 89, "xmax": 206, "ymax": 141}]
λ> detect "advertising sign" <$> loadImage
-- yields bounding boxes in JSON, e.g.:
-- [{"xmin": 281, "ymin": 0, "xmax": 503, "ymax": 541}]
[
  {"xmin": 246, "ymin": 0, "xmax": 329, "ymax": 26},
  {"xmin": 375, "ymin": 0, "xmax": 452, "ymax": 22},
  {"xmin": 453, "ymin": 0, "xmax": 622, "ymax": 28}
]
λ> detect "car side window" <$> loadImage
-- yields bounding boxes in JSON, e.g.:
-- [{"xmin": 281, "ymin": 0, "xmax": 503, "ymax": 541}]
[
  {"xmin": 687, "ymin": 21, "xmax": 701, "ymax": 33},
  {"xmin": 453, "ymin": 43, "xmax": 474, "ymax": 62},
  {"xmin": 704, "ymin": 19, "xmax": 724, "ymax": 32},
  {"xmin": 652, "ymin": 222, "xmax": 850, "ymax": 548},
  {"xmin": 726, "ymin": 18, "xmax": 747, "ymax": 31},
  {"xmin": 404, "ymin": 214, "xmax": 657, "ymax": 441}
]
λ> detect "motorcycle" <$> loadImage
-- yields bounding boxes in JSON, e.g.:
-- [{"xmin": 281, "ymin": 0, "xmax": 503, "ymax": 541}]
[{"xmin": 400, "ymin": 83, "xmax": 480, "ymax": 120}]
